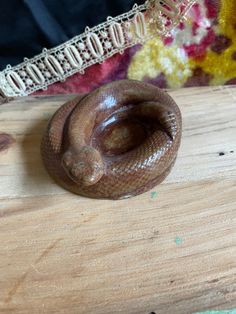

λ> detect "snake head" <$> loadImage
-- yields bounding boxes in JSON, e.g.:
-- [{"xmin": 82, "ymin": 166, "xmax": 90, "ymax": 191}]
[{"xmin": 62, "ymin": 146, "xmax": 104, "ymax": 187}]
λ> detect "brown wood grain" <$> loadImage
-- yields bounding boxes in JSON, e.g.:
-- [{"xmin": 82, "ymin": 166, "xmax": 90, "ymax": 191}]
[{"xmin": 0, "ymin": 86, "xmax": 236, "ymax": 314}]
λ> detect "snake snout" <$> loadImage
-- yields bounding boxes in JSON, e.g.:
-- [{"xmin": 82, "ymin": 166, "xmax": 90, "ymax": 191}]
[{"xmin": 62, "ymin": 147, "xmax": 104, "ymax": 187}]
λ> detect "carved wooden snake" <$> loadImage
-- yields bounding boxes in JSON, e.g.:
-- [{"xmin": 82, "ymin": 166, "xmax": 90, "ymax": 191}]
[{"xmin": 41, "ymin": 80, "xmax": 182, "ymax": 199}]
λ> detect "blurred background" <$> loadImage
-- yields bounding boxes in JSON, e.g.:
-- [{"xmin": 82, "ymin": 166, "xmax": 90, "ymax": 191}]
[
  {"xmin": 0, "ymin": 0, "xmax": 236, "ymax": 94},
  {"xmin": 0, "ymin": 0, "xmax": 142, "ymax": 70}
]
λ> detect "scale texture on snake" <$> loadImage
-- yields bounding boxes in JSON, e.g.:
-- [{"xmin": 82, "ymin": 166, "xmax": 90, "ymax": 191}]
[{"xmin": 41, "ymin": 80, "xmax": 182, "ymax": 200}]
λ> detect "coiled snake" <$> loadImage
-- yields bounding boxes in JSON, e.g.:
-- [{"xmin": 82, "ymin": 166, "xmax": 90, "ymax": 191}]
[{"xmin": 41, "ymin": 80, "xmax": 182, "ymax": 199}]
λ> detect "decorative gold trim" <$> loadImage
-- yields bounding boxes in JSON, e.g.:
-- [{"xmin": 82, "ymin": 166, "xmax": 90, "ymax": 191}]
[{"xmin": 0, "ymin": 0, "xmax": 196, "ymax": 98}]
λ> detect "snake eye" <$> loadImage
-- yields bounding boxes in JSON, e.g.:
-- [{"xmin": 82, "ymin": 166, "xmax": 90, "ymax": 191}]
[
  {"xmin": 70, "ymin": 164, "xmax": 84, "ymax": 178},
  {"xmin": 72, "ymin": 162, "xmax": 86, "ymax": 174}
]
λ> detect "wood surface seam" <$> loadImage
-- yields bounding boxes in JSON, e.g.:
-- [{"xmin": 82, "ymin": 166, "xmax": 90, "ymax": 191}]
[{"xmin": 4, "ymin": 238, "xmax": 62, "ymax": 304}]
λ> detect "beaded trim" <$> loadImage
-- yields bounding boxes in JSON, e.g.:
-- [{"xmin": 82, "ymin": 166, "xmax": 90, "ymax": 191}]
[{"xmin": 0, "ymin": 0, "xmax": 196, "ymax": 98}]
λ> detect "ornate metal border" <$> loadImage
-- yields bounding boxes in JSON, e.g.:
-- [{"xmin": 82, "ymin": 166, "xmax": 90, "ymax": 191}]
[{"xmin": 0, "ymin": 0, "xmax": 196, "ymax": 98}]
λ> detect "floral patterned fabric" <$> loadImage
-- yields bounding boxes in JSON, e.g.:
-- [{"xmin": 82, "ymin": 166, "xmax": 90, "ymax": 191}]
[{"xmin": 35, "ymin": 0, "xmax": 236, "ymax": 95}]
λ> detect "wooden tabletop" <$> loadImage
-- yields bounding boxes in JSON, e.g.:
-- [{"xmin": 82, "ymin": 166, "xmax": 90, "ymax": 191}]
[{"xmin": 0, "ymin": 86, "xmax": 236, "ymax": 314}]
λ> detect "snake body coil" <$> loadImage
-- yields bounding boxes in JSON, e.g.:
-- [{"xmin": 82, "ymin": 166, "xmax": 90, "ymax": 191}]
[{"xmin": 41, "ymin": 80, "xmax": 182, "ymax": 200}]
